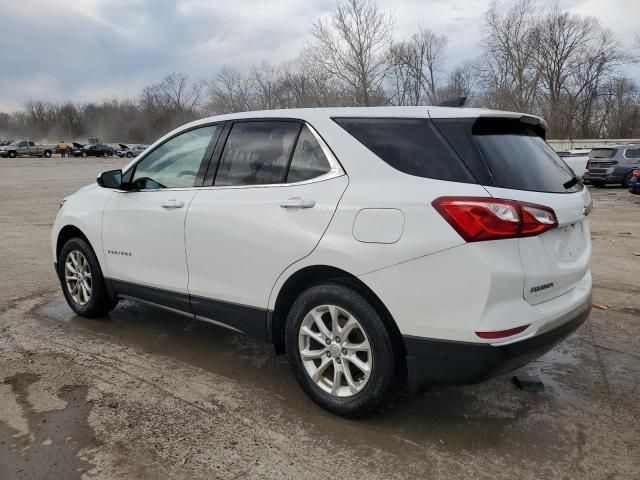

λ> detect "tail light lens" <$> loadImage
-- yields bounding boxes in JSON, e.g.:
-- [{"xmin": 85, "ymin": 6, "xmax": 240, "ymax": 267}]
[
  {"xmin": 432, "ymin": 197, "xmax": 558, "ymax": 242},
  {"xmin": 633, "ymin": 169, "xmax": 640, "ymax": 177},
  {"xmin": 586, "ymin": 161, "xmax": 591, "ymax": 171}
]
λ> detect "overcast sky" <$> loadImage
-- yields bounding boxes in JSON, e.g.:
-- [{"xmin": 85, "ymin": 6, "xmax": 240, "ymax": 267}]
[{"xmin": 0, "ymin": 0, "xmax": 638, "ymax": 111}]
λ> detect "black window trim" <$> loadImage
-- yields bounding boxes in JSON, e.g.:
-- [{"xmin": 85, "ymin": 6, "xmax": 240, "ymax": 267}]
[
  {"xmin": 122, "ymin": 121, "xmax": 224, "ymax": 191},
  {"xmin": 203, "ymin": 117, "xmax": 344, "ymax": 189}
]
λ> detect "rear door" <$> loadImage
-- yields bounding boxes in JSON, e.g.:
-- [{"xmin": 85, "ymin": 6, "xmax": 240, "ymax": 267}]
[
  {"xmin": 185, "ymin": 121, "xmax": 347, "ymax": 335},
  {"xmin": 467, "ymin": 118, "xmax": 591, "ymax": 304}
]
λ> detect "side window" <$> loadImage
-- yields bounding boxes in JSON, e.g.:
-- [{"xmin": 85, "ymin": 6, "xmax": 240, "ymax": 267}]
[
  {"xmin": 286, "ymin": 126, "xmax": 332, "ymax": 183},
  {"xmin": 19, "ymin": 141, "xmax": 27, "ymax": 147},
  {"xmin": 132, "ymin": 125, "xmax": 217, "ymax": 190},
  {"xmin": 215, "ymin": 121, "xmax": 299, "ymax": 186},
  {"xmin": 625, "ymin": 148, "xmax": 640, "ymax": 159},
  {"xmin": 28, "ymin": 141, "xmax": 35, "ymax": 147}
]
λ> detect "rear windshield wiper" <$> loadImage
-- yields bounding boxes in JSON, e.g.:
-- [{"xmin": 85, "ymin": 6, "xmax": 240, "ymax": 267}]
[{"xmin": 563, "ymin": 175, "xmax": 580, "ymax": 190}]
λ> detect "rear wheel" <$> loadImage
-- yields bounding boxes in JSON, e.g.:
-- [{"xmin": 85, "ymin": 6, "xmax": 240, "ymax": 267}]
[
  {"xmin": 126, "ymin": 152, "xmax": 133, "ymax": 158},
  {"xmin": 82, "ymin": 152, "xmax": 87, "ymax": 158},
  {"xmin": 44, "ymin": 150, "xmax": 52, "ymax": 158},
  {"xmin": 591, "ymin": 180, "xmax": 605, "ymax": 187},
  {"xmin": 8, "ymin": 151, "xmax": 16, "ymax": 158},
  {"xmin": 58, "ymin": 237, "xmax": 117, "ymax": 318},
  {"xmin": 285, "ymin": 282, "xmax": 396, "ymax": 417}
]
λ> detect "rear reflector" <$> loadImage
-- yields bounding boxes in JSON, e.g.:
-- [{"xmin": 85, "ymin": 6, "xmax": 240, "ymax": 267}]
[
  {"xmin": 476, "ymin": 324, "xmax": 530, "ymax": 339},
  {"xmin": 432, "ymin": 197, "xmax": 558, "ymax": 242}
]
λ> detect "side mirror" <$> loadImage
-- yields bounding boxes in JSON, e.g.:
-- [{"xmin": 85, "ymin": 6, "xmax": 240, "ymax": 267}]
[{"xmin": 97, "ymin": 169, "xmax": 123, "ymax": 189}]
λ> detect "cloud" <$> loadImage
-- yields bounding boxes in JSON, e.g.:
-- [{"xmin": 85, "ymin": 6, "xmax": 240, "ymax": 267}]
[{"xmin": 0, "ymin": 0, "xmax": 638, "ymax": 111}]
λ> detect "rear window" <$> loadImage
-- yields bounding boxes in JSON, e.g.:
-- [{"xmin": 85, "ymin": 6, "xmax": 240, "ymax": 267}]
[
  {"xmin": 589, "ymin": 148, "xmax": 617, "ymax": 159},
  {"xmin": 333, "ymin": 118, "xmax": 475, "ymax": 183},
  {"xmin": 470, "ymin": 118, "xmax": 580, "ymax": 193}
]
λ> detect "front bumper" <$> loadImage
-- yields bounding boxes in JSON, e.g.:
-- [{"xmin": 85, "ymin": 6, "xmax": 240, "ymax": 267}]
[{"xmin": 403, "ymin": 295, "xmax": 591, "ymax": 392}]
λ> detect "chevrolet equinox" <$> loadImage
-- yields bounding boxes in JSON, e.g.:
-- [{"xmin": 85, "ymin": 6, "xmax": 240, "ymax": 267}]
[{"xmin": 53, "ymin": 107, "xmax": 593, "ymax": 417}]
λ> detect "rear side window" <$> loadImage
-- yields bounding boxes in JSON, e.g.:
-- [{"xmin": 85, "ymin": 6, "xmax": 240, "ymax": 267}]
[
  {"xmin": 215, "ymin": 121, "xmax": 299, "ymax": 186},
  {"xmin": 286, "ymin": 126, "xmax": 331, "ymax": 183},
  {"xmin": 590, "ymin": 148, "xmax": 617, "ymax": 159},
  {"xmin": 333, "ymin": 118, "xmax": 474, "ymax": 183},
  {"xmin": 625, "ymin": 148, "xmax": 640, "ymax": 159}
]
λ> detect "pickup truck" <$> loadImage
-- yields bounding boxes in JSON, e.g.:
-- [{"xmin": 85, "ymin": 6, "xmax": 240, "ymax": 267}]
[{"xmin": 0, "ymin": 140, "xmax": 55, "ymax": 158}]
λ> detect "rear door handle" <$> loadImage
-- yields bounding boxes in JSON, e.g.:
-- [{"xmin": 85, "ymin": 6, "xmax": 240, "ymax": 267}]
[
  {"xmin": 279, "ymin": 197, "xmax": 316, "ymax": 209},
  {"xmin": 161, "ymin": 199, "xmax": 185, "ymax": 209}
]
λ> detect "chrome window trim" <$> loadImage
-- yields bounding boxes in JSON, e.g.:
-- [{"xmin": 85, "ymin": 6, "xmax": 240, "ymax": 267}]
[{"xmin": 124, "ymin": 121, "xmax": 345, "ymax": 193}]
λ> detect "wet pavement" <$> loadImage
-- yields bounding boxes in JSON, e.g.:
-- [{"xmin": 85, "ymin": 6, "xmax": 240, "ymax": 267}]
[{"xmin": 1, "ymin": 157, "xmax": 639, "ymax": 479}]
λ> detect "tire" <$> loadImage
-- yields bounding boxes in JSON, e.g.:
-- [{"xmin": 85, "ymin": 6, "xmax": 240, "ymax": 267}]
[
  {"xmin": 8, "ymin": 151, "xmax": 16, "ymax": 158},
  {"xmin": 58, "ymin": 237, "xmax": 117, "ymax": 318},
  {"xmin": 126, "ymin": 152, "xmax": 133, "ymax": 158},
  {"xmin": 591, "ymin": 181, "xmax": 605, "ymax": 188},
  {"xmin": 44, "ymin": 150, "xmax": 51, "ymax": 158},
  {"xmin": 622, "ymin": 171, "xmax": 633, "ymax": 188},
  {"xmin": 82, "ymin": 152, "xmax": 87, "ymax": 158},
  {"xmin": 285, "ymin": 282, "xmax": 396, "ymax": 417}
]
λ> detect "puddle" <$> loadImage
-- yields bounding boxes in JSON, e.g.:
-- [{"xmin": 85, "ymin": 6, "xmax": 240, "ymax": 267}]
[
  {"xmin": 34, "ymin": 296, "xmax": 588, "ymax": 459},
  {"xmin": 0, "ymin": 373, "xmax": 97, "ymax": 480}
]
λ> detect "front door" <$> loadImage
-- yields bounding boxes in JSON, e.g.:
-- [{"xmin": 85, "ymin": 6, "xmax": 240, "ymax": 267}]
[
  {"xmin": 186, "ymin": 121, "xmax": 347, "ymax": 336},
  {"xmin": 102, "ymin": 124, "xmax": 220, "ymax": 310}
]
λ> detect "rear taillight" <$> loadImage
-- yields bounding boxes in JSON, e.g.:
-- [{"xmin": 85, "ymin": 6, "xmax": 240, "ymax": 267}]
[
  {"xmin": 633, "ymin": 169, "xmax": 640, "ymax": 177},
  {"xmin": 586, "ymin": 161, "xmax": 591, "ymax": 171},
  {"xmin": 432, "ymin": 197, "xmax": 558, "ymax": 242}
]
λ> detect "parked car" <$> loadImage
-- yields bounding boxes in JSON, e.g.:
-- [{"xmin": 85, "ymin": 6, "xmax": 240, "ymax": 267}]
[
  {"xmin": 0, "ymin": 139, "xmax": 14, "ymax": 147},
  {"xmin": 116, "ymin": 144, "xmax": 149, "ymax": 158},
  {"xmin": 0, "ymin": 139, "xmax": 54, "ymax": 158},
  {"xmin": 557, "ymin": 149, "xmax": 590, "ymax": 177},
  {"xmin": 52, "ymin": 107, "xmax": 592, "ymax": 417},
  {"xmin": 71, "ymin": 144, "xmax": 114, "ymax": 157},
  {"xmin": 583, "ymin": 145, "xmax": 640, "ymax": 187},
  {"xmin": 628, "ymin": 169, "xmax": 640, "ymax": 195}
]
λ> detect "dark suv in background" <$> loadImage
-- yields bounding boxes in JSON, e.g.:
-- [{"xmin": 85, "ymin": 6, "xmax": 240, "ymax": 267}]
[{"xmin": 583, "ymin": 144, "xmax": 640, "ymax": 187}]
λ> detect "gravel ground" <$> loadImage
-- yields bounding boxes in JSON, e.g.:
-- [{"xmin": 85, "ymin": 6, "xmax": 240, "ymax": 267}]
[{"xmin": 0, "ymin": 156, "xmax": 638, "ymax": 479}]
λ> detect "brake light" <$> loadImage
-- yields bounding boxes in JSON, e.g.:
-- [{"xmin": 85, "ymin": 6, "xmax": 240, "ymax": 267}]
[
  {"xmin": 476, "ymin": 324, "xmax": 530, "ymax": 339},
  {"xmin": 586, "ymin": 161, "xmax": 591, "ymax": 171},
  {"xmin": 633, "ymin": 169, "xmax": 640, "ymax": 177},
  {"xmin": 432, "ymin": 197, "xmax": 558, "ymax": 242}
]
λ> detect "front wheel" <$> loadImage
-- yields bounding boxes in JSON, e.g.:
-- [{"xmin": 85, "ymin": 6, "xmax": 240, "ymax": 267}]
[
  {"xmin": 81, "ymin": 152, "xmax": 87, "ymax": 157},
  {"xmin": 44, "ymin": 150, "xmax": 52, "ymax": 158},
  {"xmin": 591, "ymin": 180, "xmax": 605, "ymax": 188},
  {"xmin": 8, "ymin": 151, "xmax": 16, "ymax": 158},
  {"xmin": 285, "ymin": 282, "xmax": 396, "ymax": 417},
  {"xmin": 58, "ymin": 237, "xmax": 117, "ymax": 318}
]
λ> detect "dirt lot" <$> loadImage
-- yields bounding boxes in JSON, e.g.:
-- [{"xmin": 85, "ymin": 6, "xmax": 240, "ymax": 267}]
[{"xmin": 0, "ymin": 156, "xmax": 638, "ymax": 479}]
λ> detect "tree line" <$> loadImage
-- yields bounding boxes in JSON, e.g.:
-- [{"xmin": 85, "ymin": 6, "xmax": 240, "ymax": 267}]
[{"xmin": 1, "ymin": 0, "xmax": 638, "ymax": 144}]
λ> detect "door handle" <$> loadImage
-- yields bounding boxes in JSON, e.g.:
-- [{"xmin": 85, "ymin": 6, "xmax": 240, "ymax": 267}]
[
  {"xmin": 161, "ymin": 199, "xmax": 185, "ymax": 209},
  {"xmin": 279, "ymin": 197, "xmax": 316, "ymax": 209}
]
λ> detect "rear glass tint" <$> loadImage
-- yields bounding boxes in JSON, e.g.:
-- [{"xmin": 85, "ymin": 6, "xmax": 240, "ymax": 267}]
[
  {"xmin": 470, "ymin": 118, "xmax": 580, "ymax": 193},
  {"xmin": 589, "ymin": 148, "xmax": 617, "ymax": 159},
  {"xmin": 333, "ymin": 118, "xmax": 475, "ymax": 183}
]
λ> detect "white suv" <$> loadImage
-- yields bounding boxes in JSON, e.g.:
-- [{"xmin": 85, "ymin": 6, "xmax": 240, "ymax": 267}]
[{"xmin": 52, "ymin": 107, "xmax": 592, "ymax": 417}]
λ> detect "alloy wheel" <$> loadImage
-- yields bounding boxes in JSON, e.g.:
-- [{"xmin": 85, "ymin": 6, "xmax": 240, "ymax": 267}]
[
  {"xmin": 298, "ymin": 305, "xmax": 373, "ymax": 397},
  {"xmin": 64, "ymin": 250, "xmax": 92, "ymax": 305}
]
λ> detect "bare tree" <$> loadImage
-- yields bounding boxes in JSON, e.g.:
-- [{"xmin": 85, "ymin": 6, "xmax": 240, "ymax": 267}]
[
  {"xmin": 309, "ymin": 0, "xmax": 393, "ymax": 106},
  {"xmin": 207, "ymin": 67, "xmax": 256, "ymax": 114},
  {"xmin": 387, "ymin": 27, "xmax": 447, "ymax": 105},
  {"xmin": 480, "ymin": 0, "xmax": 540, "ymax": 112}
]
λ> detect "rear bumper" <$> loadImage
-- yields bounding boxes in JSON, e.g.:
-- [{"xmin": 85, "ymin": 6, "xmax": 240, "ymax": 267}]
[
  {"xmin": 403, "ymin": 294, "xmax": 591, "ymax": 391},
  {"xmin": 582, "ymin": 172, "xmax": 622, "ymax": 183}
]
